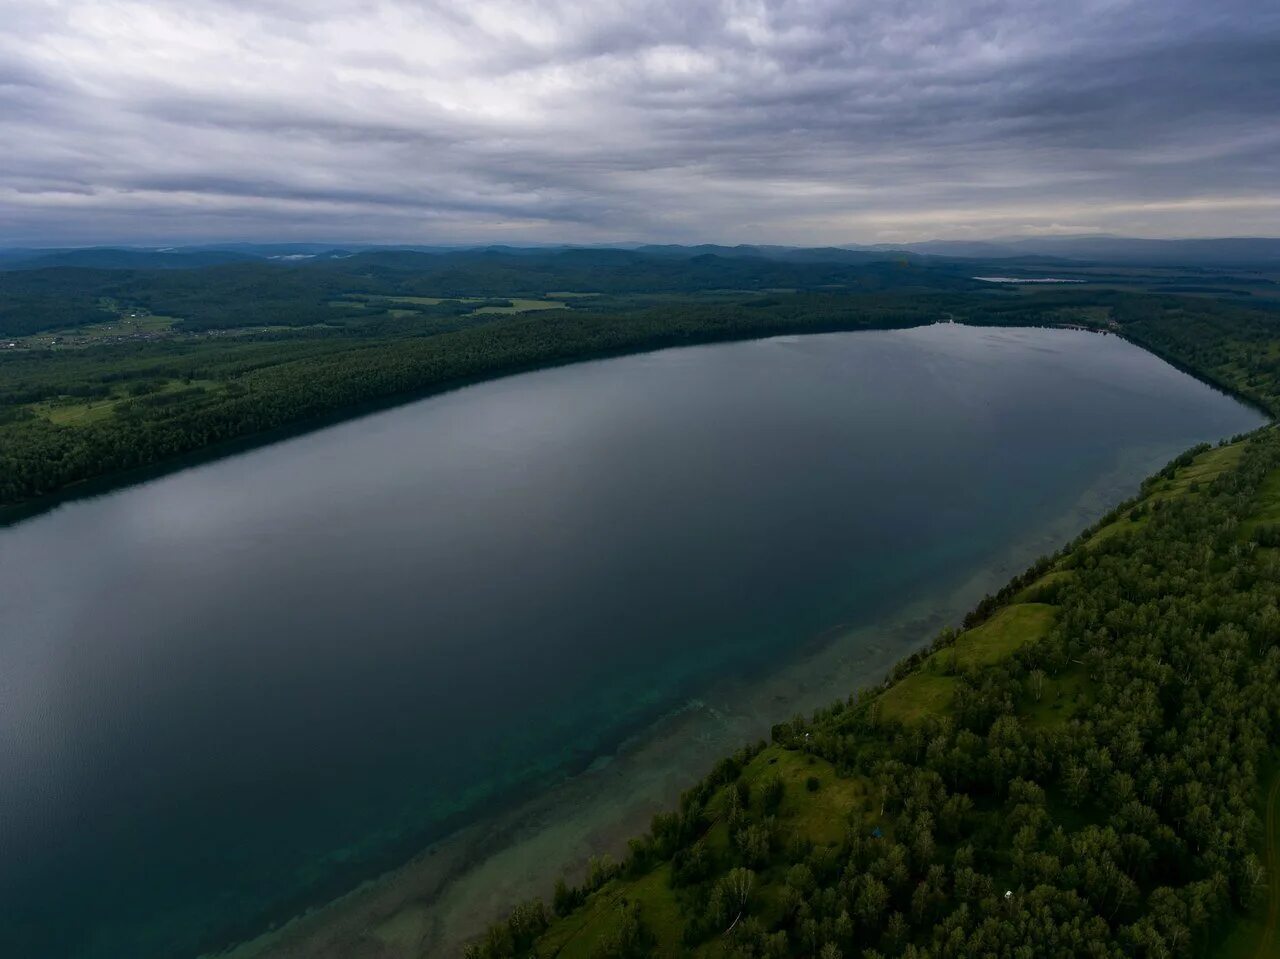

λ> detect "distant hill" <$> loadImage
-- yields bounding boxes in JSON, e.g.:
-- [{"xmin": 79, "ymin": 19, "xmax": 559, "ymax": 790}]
[
  {"xmin": 0, "ymin": 248, "xmax": 261, "ymax": 271},
  {"xmin": 634, "ymin": 243, "xmax": 923, "ymax": 265},
  {"xmin": 0, "ymin": 247, "xmax": 982, "ymax": 337},
  {"xmin": 3, "ymin": 236, "xmax": 1276, "ymax": 274},
  {"xmin": 878, "ymin": 235, "xmax": 1280, "ymax": 267},
  {"xmin": 310, "ymin": 248, "xmax": 979, "ymax": 296}
]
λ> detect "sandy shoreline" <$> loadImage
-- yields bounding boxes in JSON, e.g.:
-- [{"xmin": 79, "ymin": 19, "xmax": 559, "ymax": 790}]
[{"xmin": 208, "ymin": 441, "xmax": 1173, "ymax": 959}]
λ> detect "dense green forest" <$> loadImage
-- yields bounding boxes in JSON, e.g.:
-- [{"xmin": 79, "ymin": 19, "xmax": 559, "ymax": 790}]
[
  {"xmin": 2, "ymin": 247, "xmax": 1279, "ymax": 515},
  {"xmin": 470, "ymin": 428, "xmax": 1280, "ymax": 959},
  {"xmin": 0, "ymin": 250, "xmax": 979, "ymax": 335},
  {"xmin": 0, "ymin": 293, "xmax": 946, "ymax": 510}
]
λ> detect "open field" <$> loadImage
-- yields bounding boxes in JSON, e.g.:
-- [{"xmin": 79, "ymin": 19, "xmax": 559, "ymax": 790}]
[
  {"xmin": 877, "ymin": 603, "xmax": 1056, "ymax": 723},
  {"xmin": 342, "ymin": 294, "xmax": 571, "ymax": 313},
  {"xmin": 12, "ymin": 313, "xmax": 179, "ymax": 350},
  {"xmin": 26, "ymin": 378, "xmax": 224, "ymax": 426},
  {"xmin": 470, "ymin": 297, "xmax": 569, "ymax": 314},
  {"xmin": 534, "ymin": 745, "xmax": 877, "ymax": 959}
]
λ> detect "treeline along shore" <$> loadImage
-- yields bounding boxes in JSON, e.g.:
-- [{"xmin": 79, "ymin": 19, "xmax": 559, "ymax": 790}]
[
  {"xmin": 3, "ymin": 247, "xmax": 1280, "ymax": 517},
  {"xmin": 470, "ymin": 427, "xmax": 1280, "ymax": 958}
]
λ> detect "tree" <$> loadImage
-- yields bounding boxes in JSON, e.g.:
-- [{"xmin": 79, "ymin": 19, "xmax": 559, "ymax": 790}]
[
  {"xmin": 1028, "ymin": 668, "xmax": 1047, "ymax": 701},
  {"xmin": 721, "ymin": 867, "xmax": 756, "ymax": 932}
]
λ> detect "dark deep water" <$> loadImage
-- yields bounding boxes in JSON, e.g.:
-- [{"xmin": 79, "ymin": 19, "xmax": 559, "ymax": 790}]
[{"xmin": 0, "ymin": 325, "xmax": 1265, "ymax": 958}]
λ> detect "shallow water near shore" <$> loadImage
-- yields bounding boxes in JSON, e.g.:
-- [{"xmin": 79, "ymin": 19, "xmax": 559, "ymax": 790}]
[
  {"xmin": 0, "ymin": 324, "xmax": 1263, "ymax": 958},
  {"xmin": 213, "ymin": 438, "xmax": 1189, "ymax": 959}
]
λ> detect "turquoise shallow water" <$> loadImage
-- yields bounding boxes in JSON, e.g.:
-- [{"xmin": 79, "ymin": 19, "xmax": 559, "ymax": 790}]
[{"xmin": 0, "ymin": 324, "xmax": 1264, "ymax": 958}]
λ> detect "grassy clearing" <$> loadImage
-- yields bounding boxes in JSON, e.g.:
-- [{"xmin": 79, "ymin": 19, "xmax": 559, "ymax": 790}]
[
  {"xmin": 358, "ymin": 294, "xmax": 451, "ymax": 306},
  {"xmin": 335, "ymin": 294, "xmax": 571, "ymax": 316},
  {"xmin": 1081, "ymin": 507, "xmax": 1152, "ymax": 547},
  {"xmin": 743, "ymin": 747, "xmax": 871, "ymax": 847},
  {"xmin": 1241, "ymin": 468, "xmax": 1280, "ymax": 540},
  {"xmin": 338, "ymin": 294, "xmax": 467, "ymax": 307},
  {"xmin": 18, "ymin": 314, "xmax": 179, "ymax": 350},
  {"xmin": 1083, "ymin": 443, "xmax": 1245, "ymax": 549},
  {"xmin": 1012, "ymin": 568, "xmax": 1075, "ymax": 603},
  {"xmin": 28, "ymin": 378, "xmax": 222, "ymax": 426},
  {"xmin": 1166, "ymin": 442, "xmax": 1245, "ymax": 490},
  {"xmin": 537, "ymin": 745, "xmax": 876, "ymax": 958},
  {"xmin": 470, "ymin": 298, "xmax": 569, "ymax": 315},
  {"xmin": 952, "ymin": 603, "xmax": 1056, "ymax": 668},
  {"xmin": 33, "ymin": 398, "xmax": 117, "ymax": 426},
  {"xmin": 540, "ymin": 866, "xmax": 686, "ymax": 959},
  {"xmin": 878, "ymin": 604, "xmax": 1056, "ymax": 724},
  {"xmin": 877, "ymin": 672, "xmax": 959, "ymax": 725}
]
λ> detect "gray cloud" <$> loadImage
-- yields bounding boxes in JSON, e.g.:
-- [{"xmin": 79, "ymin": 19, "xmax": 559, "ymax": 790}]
[{"xmin": 0, "ymin": 0, "xmax": 1276, "ymax": 245}]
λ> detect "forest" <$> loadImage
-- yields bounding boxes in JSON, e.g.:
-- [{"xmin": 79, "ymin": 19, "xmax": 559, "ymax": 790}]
[
  {"xmin": 2, "ymin": 247, "xmax": 1279, "ymax": 517},
  {"xmin": 470, "ymin": 420, "xmax": 1280, "ymax": 958}
]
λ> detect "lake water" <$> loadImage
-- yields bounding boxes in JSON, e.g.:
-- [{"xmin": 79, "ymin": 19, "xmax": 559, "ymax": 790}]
[{"xmin": 0, "ymin": 325, "xmax": 1264, "ymax": 958}]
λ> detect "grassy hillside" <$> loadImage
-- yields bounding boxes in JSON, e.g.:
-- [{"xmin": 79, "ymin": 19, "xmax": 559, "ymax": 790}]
[{"xmin": 469, "ymin": 432, "xmax": 1280, "ymax": 958}]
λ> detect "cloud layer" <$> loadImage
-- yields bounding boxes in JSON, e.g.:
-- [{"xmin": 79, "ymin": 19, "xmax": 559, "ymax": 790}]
[{"xmin": 2, "ymin": 0, "xmax": 1278, "ymax": 245}]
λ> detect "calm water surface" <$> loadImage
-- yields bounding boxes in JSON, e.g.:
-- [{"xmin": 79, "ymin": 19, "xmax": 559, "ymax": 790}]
[{"xmin": 0, "ymin": 325, "xmax": 1264, "ymax": 957}]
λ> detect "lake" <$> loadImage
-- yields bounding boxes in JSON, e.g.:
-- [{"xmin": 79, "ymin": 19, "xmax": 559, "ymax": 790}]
[{"xmin": 0, "ymin": 324, "xmax": 1264, "ymax": 958}]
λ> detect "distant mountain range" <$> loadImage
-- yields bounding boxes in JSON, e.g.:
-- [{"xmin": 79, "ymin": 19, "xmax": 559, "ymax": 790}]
[
  {"xmin": 633, "ymin": 236, "xmax": 1280, "ymax": 268},
  {"xmin": 865, "ymin": 235, "xmax": 1280, "ymax": 267},
  {"xmin": 0, "ymin": 248, "xmax": 270, "ymax": 271},
  {"xmin": 0, "ymin": 235, "xmax": 1277, "ymax": 272}
]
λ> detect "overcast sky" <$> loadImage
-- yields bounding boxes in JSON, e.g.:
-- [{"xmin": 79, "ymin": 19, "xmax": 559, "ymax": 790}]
[{"xmin": 2, "ymin": 0, "xmax": 1277, "ymax": 246}]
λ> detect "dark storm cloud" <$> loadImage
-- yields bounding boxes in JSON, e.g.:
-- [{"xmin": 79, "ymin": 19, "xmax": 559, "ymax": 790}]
[{"xmin": 0, "ymin": 0, "xmax": 1276, "ymax": 245}]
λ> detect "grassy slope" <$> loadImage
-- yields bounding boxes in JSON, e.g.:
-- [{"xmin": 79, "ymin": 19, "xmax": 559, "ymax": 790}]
[
  {"xmin": 877, "ymin": 604, "xmax": 1057, "ymax": 725},
  {"xmin": 526, "ymin": 440, "xmax": 1279, "ymax": 957},
  {"xmin": 537, "ymin": 747, "xmax": 876, "ymax": 959}
]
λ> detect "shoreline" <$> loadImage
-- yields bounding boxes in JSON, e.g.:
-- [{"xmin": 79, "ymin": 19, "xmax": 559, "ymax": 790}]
[
  {"xmin": 209, "ymin": 438, "xmax": 1179, "ymax": 959},
  {"xmin": 0, "ymin": 315, "xmax": 929, "ymax": 528},
  {"xmin": 4, "ymin": 319, "xmax": 1208, "ymax": 532}
]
